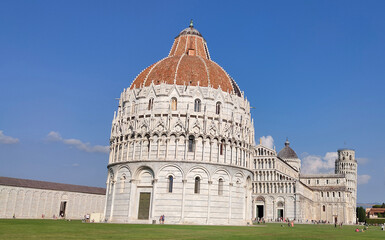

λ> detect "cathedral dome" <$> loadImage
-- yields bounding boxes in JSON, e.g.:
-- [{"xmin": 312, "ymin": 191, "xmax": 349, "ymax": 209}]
[
  {"xmin": 278, "ymin": 139, "xmax": 298, "ymax": 159},
  {"xmin": 130, "ymin": 22, "xmax": 241, "ymax": 96}
]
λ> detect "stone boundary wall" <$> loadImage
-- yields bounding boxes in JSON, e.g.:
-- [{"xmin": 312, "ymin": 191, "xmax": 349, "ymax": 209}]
[{"xmin": 0, "ymin": 185, "xmax": 105, "ymax": 220}]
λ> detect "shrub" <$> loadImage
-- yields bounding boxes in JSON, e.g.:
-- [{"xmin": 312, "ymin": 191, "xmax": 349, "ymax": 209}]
[{"xmin": 366, "ymin": 218, "xmax": 385, "ymax": 224}]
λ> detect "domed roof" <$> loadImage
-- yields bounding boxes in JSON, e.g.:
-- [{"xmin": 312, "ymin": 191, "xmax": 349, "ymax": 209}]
[
  {"xmin": 277, "ymin": 139, "xmax": 298, "ymax": 159},
  {"xmin": 130, "ymin": 21, "xmax": 241, "ymax": 96}
]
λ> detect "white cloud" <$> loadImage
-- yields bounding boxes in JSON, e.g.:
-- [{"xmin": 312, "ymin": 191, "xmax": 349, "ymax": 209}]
[
  {"xmin": 301, "ymin": 152, "xmax": 338, "ymax": 174},
  {"xmin": 72, "ymin": 163, "xmax": 80, "ymax": 167},
  {"xmin": 0, "ymin": 130, "xmax": 19, "ymax": 144},
  {"xmin": 260, "ymin": 135, "xmax": 274, "ymax": 149},
  {"xmin": 356, "ymin": 158, "xmax": 369, "ymax": 165},
  {"xmin": 358, "ymin": 175, "xmax": 371, "ymax": 185},
  {"xmin": 46, "ymin": 131, "xmax": 109, "ymax": 154},
  {"xmin": 46, "ymin": 131, "xmax": 61, "ymax": 141}
]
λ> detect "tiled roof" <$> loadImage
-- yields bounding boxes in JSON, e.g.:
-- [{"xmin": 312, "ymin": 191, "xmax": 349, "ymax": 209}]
[
  {"xmin": 310, "ymin": 186, "xmax": 347, "ymax": 191},
  {"xmin": 0, "ymin": 176, "xmax": 106, "ymax": 195},
  {"xmin": 368, "ymin": 208, "xmax": 385, "ymax": 214},
  {"xmin": 130, "ymin": 24, "xmax": 241, "ymax": 97},
  {"xmin": 300, "ymin": 174, "xmax": 345, "ymax": 179}
]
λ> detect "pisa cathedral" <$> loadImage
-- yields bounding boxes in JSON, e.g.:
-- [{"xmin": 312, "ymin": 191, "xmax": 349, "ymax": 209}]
[{"xmin": 104, "ymin": 22, "xmax": 357, "ymax": 225}]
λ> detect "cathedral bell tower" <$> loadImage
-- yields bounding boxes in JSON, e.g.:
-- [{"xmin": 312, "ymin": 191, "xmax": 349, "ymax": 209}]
[{"xmin": 335, "ymin": 149, "xmax": 357, "ymax": 220}]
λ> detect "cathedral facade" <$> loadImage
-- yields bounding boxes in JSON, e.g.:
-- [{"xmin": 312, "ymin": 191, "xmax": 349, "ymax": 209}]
[{"xmin": 104, "ymin": 23, "xmax": 357, "ymax": 225}]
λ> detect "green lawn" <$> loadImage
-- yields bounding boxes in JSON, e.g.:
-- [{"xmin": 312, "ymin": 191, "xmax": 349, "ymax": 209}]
[{"xmin": 0, "ymin": 219, "xmax": 383, "ymax": 240}]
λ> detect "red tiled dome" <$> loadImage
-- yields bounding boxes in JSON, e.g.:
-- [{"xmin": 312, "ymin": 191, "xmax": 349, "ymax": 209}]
[{"xmin": 130, "ymin": 24, "xmax": 241, "ymax": 96}]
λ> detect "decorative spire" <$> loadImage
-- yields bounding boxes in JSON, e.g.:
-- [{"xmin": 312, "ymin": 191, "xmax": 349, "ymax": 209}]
[
  {"xmin": 285, "ymin": 137, "xmax": 290, "ymax": 146},
  {"xmin": 189, "ymin": 19, "xmax": 194, "ymax": 28}
]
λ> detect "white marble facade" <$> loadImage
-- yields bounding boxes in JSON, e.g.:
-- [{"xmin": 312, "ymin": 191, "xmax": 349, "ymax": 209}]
[{"xmin": 251, "ymin": 146, "xmax": 357, "ymax": 224}]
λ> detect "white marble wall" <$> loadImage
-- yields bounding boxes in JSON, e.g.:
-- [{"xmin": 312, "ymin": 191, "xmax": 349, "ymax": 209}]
[
  {"xmin": 105, "ymin": 162, "xmax": 253, "ymax": 225},
  {"xmin": 0, "ymin": 186, "xmax": 105, "ymax": 219}
]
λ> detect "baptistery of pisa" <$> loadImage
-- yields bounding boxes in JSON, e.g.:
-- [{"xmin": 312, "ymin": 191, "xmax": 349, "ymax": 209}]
[{"xmin": 104, "ymin": 22, "xmax": 358, "ymax": 225}]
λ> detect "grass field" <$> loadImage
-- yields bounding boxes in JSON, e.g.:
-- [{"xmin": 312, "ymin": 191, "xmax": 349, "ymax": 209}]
[{"xmin": 0, "ymin": 219, "xmax": 383, "ymax": 240}]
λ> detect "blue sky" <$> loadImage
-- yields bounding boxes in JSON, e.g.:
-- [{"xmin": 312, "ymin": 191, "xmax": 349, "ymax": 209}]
[{"xmin": 0, "ymin": 0, "xmax": 384, "ymax": 203}]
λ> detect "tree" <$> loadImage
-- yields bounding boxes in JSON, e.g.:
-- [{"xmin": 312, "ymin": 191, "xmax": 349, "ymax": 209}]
[
  {"xmin": 372, "ymin": 203, "xmax": 385, "ymax": 208},
  {"xmin": 356, "ymin": 207, "xmax": 366, "ymax": 222}
]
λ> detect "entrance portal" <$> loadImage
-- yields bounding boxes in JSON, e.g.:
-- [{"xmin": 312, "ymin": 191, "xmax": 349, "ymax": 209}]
[
  {"xmin": 138, "ymin": 192, "xmax": 151, "ymax": 220},
  {"xmin": 277, "ymin": 209, "xmax": 284, "ymax": 219},
  {"xmin": 59, "ymin": 201, "xmax": 67, "ymax": 217},
  {"xmin": 257, "ymin": 205, "xmax": 264, "ymax": 219}
]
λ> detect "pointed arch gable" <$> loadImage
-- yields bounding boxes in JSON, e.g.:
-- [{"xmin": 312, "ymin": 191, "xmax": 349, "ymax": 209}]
[
  {"xmin": 167, "ymin": 84, "xmax": 182, "ymax": 98},
  {"xmin": 191, "ymin": 85, "xmax": 205, "ymax": 99}
]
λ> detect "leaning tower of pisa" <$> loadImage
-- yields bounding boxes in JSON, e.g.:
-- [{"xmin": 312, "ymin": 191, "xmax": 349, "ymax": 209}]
[{"xmin": 335, "ymin": 149, "xmax": 357, "ymax": 222}]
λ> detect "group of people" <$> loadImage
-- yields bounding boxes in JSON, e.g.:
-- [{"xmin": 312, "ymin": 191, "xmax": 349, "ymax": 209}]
[
  {"xmin": 253, "ymin": 217, "xmax": 265, "ymax": 224},
  {"xmin": 355, "ymin": 224, "xmax": 384, "ymax": 232},
  {"xmin": 159, "ymin": 214, "xmax": 165, "ymax": 224},
  {"xmin": 253, "ymin": 217, "xmax": 294, "ymax": 223}
]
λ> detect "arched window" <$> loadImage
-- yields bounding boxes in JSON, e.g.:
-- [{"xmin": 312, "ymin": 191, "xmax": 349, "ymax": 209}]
[
  {"xmin": 323, "ymin": 205, "xmax": 326, "ymax": 212},
  {"xmin": 321, "ymin": 192, "xmax": 323, "ymax": 197},
  {"xmin": 188, "ymin": 135, "xmax": 195, "ymax": 152},
  {"xmin": 218, "ymin": 179, "xmax": 224, "ymax": 195},
  {"xmin": 220, "ymin": 140, "xmax": 225, "ymax": 155},
  {"xmin": 216, "ymin": 102, "xmax": 221, "ymax": 114},
  {"xmin": 148, "ymin": 98, "xmax": 154, "ymax": 110},
  {"xmin": 194, "ymin": 99, "xmax": 201, "ymax": 112},
  {"xmin": 171, "ymin": 97, "xmax": 177, "ymax": 111},
  {"xmin": 327, "ymin": 192, "xmax": 329, "ymax": 197},
  {"xmin": 168, "ymin": 175, "xmax": 173, "ymax": 193},
  {"xmin": 122, "ymin": 102, "xmax": 127, "ymax": 115},
  {"xmin": 120, "ymin": 176, "xmax": 126, "ymax": 193},
  {"xmin": 108, "ymin": 171, "xmax": 114, "ymax": 194},
  {"xmin": 146, "ymin": 135, "xmax": 151, "ymax": 152},
  {"xmin": 349, "ymin": 155, "xmax": 352, "ymax": 160},
  {"xmin": 194, "ymin": 176, "xmax": 200, "ymax": 194},
  {"xmin": 131, "ymin": 102, "xmax": 136, "ymax": 114}
]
